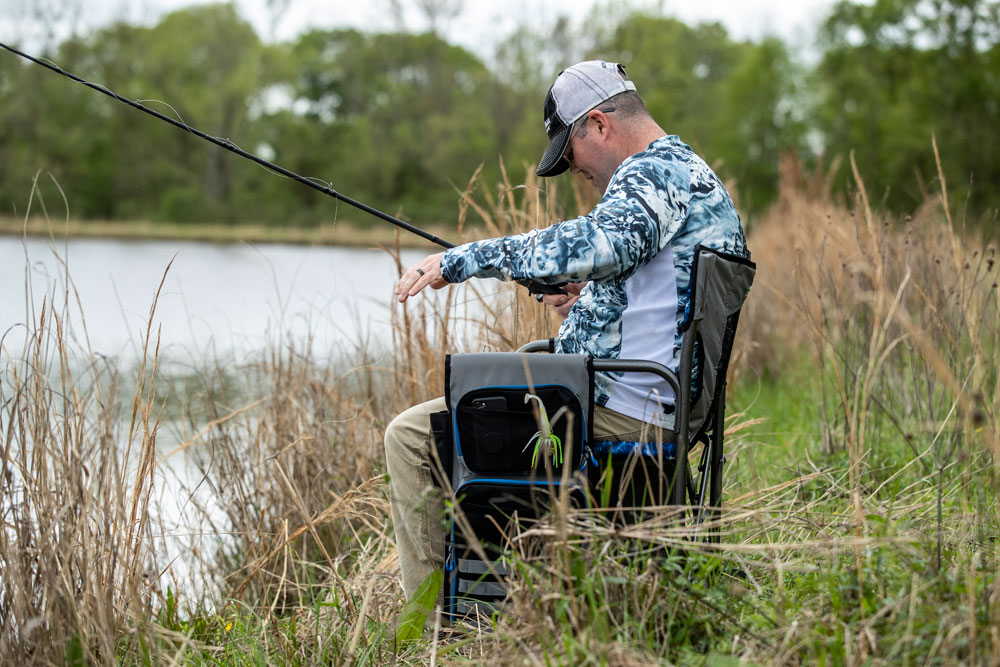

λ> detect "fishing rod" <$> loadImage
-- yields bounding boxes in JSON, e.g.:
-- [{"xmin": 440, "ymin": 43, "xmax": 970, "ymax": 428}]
[{"xmin": 0, "ymin": 41, "xmax": 565, "ymax": 297}]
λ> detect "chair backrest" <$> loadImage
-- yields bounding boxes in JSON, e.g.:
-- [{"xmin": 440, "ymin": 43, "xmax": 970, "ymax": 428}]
[{"xmin": 676, "ymin": 245, "xmax": 756, "ymax": 448}]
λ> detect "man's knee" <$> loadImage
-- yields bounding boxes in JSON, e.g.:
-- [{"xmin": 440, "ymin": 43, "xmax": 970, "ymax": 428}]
[
  {"xmin": 383, "ymin": 410, "xmax": 409, "ymax": 454},
  {"xmin": 384, "ymin": 397, "xmax": 446, "ymax": 468}
]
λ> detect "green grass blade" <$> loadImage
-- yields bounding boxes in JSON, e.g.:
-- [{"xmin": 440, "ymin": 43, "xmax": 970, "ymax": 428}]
[{"xmin": 395, "ymin": 569, "xmax": 443, "ymax": 643}]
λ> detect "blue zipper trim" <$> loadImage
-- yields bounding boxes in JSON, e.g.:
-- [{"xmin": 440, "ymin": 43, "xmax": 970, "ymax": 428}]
[{"xmin": 592, "ymin": 440, "xmax": 677, "ymax": 458}]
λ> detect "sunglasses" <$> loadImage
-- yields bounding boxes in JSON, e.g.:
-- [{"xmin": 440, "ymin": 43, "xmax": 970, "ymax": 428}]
[{"xmin": 562, "ymin": 106, "xmax": 615, "ymax": 167}]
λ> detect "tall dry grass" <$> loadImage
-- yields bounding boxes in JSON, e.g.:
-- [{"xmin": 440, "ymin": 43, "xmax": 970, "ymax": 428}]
[
  {"xmin": 722, "ymin": 147, "xmax": 999, "ymax": 662},
  {"xmin": 0, "ymin": 238, "xmax": 166, "ymax": 662},
  {"xmin": 2, "ymin": 149, "xmax": 998, "ymax": 664},
  {"xmin": 743, "ymin": 147, "xmax": 998, "ymax": 466}
]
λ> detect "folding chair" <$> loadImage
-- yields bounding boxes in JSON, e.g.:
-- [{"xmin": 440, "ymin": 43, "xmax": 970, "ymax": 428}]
[
  {"xmin": 432, "ymin": 245, "xmax": 755, "ymax": 621},
  {"xmin": 587, "ymin": 244, "xmax": 756, "ymax": 523}
]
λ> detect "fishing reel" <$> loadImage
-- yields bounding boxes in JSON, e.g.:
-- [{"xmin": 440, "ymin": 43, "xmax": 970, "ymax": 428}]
[{"xmin": 520, "ymin": 279, "xmax": 568, "ymax": 301}]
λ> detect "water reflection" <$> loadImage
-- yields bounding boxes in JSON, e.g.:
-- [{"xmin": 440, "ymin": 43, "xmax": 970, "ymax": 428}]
[{"xmin": 0, "ymin": 236, "xmax": 427, "ymax": 360}]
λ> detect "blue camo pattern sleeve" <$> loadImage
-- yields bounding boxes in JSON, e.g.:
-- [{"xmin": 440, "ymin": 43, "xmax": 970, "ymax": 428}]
[{"xmin": 440, "ymin": 146, "xmax": 689, "ymax": 286}]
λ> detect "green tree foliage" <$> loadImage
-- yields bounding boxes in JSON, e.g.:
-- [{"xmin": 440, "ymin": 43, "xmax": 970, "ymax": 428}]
[
  {"xmin": 592, "ymin": 14, "xmax": 807, "ymax": 215},
  {"xmin": 1, "ymin": 1, "xmax": 996, "ymax": 229},
  {"xmin": 816, "ymin": 0, "xmax": 1000, "ymax": 212},
  {"xmin": 489, "ymin": 16, "xmax": 593, "ymax": 203},
  {"xmin": 266, "ymin": 28, "xmax": 501, "ymax": 224},
  {"xmin": 0, "ymin": 3, "xmax": 274, "ymax": 223}
]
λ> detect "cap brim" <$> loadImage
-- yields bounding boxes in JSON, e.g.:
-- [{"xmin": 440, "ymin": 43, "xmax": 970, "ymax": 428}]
[{"xmin": 536, "ymin": 124, "xmax": 572, "ymax": 177}]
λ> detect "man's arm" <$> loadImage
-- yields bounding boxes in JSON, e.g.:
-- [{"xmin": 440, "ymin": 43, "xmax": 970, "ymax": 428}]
[
  {"xmin": 399, "ymin": 155, "xmax": 690, "ymax": 301},
  {"xmin": 440, "ymin": 156, "xmax": 689, "ymax": 287}
]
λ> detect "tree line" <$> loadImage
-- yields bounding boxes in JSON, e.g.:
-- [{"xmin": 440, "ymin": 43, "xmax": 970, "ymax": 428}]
[{"xmin": 0, "ymin": 0, "xmax": 997, "ymax": 229}]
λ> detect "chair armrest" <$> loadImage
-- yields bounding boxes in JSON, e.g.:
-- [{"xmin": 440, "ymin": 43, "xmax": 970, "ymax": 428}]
[
  {"xmin": 516, "ymin": 338, "xmax": 555, "ymax": 353},
  {"xmin": 590, "ymin": 358, "xmax": 681, "ymax": 397},
  {"xmin": 513, "ymin": 347, "xmax": 681, "ymax": 396}
]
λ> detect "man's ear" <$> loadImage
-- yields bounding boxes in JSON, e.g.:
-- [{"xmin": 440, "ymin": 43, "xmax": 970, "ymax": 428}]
[{"xmin": 590, "ymin": 110, "xmax": 612, "ymax": 139}]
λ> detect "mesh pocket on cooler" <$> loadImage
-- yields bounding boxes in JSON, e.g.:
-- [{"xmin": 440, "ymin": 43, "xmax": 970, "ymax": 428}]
[{"xmin": 456, "ymin": 386, "xmax": 584, "ymax": 474}]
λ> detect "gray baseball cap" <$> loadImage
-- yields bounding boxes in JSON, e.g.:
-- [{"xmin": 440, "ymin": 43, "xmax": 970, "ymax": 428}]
[{"xmin": 536, "ymin": 60, "xmax": 637, "ymax": 177}]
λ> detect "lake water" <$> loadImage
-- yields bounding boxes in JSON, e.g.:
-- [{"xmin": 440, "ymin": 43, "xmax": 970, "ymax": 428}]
[
  {"xmin": 2, "ymin": 234, "xmax": 495, "ymax": 600},
  {"xmin": 0, "ymin": 235, "xmax": 429, "ymax": 361}
]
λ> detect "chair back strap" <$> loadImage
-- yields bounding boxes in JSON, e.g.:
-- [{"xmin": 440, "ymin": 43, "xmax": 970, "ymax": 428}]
[{"xmin": 680, "ymin": 246, "xmax": 756, "ymax": 442}]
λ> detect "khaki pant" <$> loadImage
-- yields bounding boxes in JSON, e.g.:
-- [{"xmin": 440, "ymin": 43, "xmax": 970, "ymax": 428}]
[{"xmin": 384, "ymin": 397, "xmax": 670, "ymax": 599}]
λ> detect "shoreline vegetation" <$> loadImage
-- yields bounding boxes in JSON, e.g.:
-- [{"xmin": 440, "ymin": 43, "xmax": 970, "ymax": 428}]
[
  {"xmin": 2, "ymin": 160, "xmax": 999, "ymax": 664},
  {"xmin": 5, "ymin": 3, "xmax": 998, "ymax": 231},
  {"xmin": 0, "ymin": 215, "xmax": 456, "ymax": 249}
]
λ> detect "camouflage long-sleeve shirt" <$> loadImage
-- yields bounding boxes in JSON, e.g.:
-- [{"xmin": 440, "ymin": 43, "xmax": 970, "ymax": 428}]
[{"xmin": 441, "ymin": 135, "xmax": 748, "ymax": 426}]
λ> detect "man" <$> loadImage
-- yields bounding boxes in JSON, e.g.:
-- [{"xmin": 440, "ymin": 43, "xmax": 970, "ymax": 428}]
[{"xmin": 385, "ymin": 60, "xmax": 749, "ymax": 598}]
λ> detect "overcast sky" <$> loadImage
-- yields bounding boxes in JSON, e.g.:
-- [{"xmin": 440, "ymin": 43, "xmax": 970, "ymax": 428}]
[{"xmin": 6, "ymin": 0, "xmax": 840, "ymax": 60}]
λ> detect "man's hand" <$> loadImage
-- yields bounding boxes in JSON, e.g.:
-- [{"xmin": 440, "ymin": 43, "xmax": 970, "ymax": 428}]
[
  {"xmin": 396, "ymin": 252, "xmax": 449, "ymax": 303},
  {"xmin": 541, "ymin": 281, "xmax": 587, "ymax": 319}
]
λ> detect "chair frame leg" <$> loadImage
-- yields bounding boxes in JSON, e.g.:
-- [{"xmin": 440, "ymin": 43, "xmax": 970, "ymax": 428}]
[
  {"xmin": 705, "ymin": 382, "xmax": 727, "ymax": 542},
  {"xmin": 686, "ymin": 383, "xmax": 728, "ymax": 539}
]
